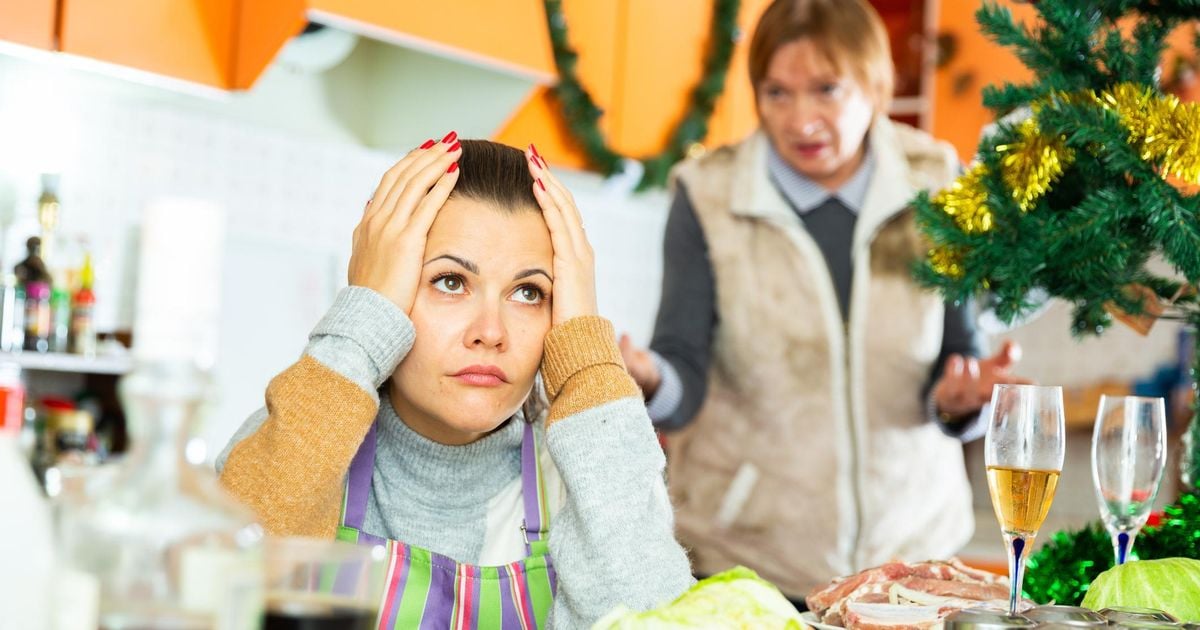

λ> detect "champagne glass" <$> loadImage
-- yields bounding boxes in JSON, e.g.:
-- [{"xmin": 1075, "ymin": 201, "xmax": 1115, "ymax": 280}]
[
  {"xmin": 985, "ymin": 384, "xmax": 1066, "ymax": 615},
  {"xmin": 1091, "ymin": 395, "xmax": 1167, "ymax": 566}
]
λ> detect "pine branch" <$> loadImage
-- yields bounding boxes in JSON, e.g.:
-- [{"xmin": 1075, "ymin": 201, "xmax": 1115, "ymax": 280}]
[{"xmin": 1131, "ymin": 16, "xmax": 1170, "ymax": 84}]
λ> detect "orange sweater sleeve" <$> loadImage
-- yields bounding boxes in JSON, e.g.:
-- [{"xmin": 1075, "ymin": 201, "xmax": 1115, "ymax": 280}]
[
  {"xmin": 219, "ymin": 355, "xmax": 378, "ymax": 537},
  {"xmin": 540, "ymin": 316, "xmax": 641, "ymax": 425}
]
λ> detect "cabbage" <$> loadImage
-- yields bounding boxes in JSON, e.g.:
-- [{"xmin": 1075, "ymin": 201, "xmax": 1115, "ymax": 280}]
[
  {"xmin": 1081, "ymin": 558, "xmax": 1200, "ymax": 622},
  {"xmin": 591, "ymin": 567, "xmax": 804, "ymax": 629}
]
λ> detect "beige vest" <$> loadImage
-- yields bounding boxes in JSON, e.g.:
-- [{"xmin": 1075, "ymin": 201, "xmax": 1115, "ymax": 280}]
[{"xmin": 666, "ymin": 117, "xmax": 975, "ymax": 598}]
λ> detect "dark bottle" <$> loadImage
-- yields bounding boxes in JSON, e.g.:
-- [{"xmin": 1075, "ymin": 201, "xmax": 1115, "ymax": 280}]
[{"xmin": 14, "ymin": 237, "xmax": 51, "ymax": 288}]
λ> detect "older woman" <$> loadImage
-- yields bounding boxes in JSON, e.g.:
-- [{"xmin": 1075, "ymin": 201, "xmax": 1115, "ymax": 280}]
[{"xmin": 619, "ymin": 0, "xmax": 1028, "ymax": 602}]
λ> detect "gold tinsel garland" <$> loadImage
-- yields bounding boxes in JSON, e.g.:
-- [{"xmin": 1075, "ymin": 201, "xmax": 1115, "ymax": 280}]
[
  {"xmin": 1098, "ymin": 83, "xmax": 1200, "ymax": 184},
  {"xmin": 933, "ymin": 163, "xmax": 994, "ymax": 234},
  {"xmin": 927, "ymin": 82, "xmax": 1200, "ymax": 278},
  {"xmin": 997, "ymin": 118, "xmax": 1074, "ymax": 211},
  {"xmin": 928, "ymin": 245, "xmax": 965, "ymax": 279}
]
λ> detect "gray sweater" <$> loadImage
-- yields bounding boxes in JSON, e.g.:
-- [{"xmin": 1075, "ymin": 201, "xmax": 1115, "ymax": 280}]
[{"xmin": 217, "ymin": 287, "xmax": 694, "ymax": 628}]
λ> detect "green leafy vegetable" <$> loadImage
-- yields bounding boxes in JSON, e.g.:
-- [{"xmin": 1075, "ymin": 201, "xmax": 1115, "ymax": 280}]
[
  {"xmin": 1081, "ymin": 558, "xmax": 1200, "ymax": 622},
  {"xmin": 592, "ymin": 567, "xmax": 804, "ymax": 629}
]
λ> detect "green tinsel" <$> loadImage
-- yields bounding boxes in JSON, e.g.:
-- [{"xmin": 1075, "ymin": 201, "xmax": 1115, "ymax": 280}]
[
  {"xmin": 541, "ymin": 0, "xmax": 740, "ymax": 190},
  {"xmin": 1024, "ymin": 492, "xmax": 1200, "ymax": 605}
]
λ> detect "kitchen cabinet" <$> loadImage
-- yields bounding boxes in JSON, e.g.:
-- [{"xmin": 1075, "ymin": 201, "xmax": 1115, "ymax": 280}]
[
  {"xmin": 308, "ymin": 0, "xmax": 555, "ymax": 82},
  {"xmin": 0, "ymin": 0, "xmax": 56, "ymax": 51},
  {"xmin": 55, "ymin": 0, "xmax": 304, "ymax": 89},
  {"xmin": 494, "ymin": 0, "xmax": 770, "ymax": 172}
]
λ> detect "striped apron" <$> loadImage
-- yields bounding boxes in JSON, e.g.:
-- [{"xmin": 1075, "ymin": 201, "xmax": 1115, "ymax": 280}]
[{"xmin": 336, "ymin": 420, "xmax": 558, "ymax": 629}]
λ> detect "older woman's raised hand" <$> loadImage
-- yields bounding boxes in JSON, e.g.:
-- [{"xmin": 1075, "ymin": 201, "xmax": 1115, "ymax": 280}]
[
  {"xmin": 525, "ymin": 145, "xmax": 598, "ymax": 327},
  {"xmin": 349, "ymin": 133, "xmax": 462, "ymax": 314}
]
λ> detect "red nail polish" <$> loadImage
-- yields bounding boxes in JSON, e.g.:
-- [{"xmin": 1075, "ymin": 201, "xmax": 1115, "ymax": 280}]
[
  {"xmin": 442, "ymin": 131, "xmax": 458, "ymax": 144},
  {"xmin": 419, "ymin": 139, "xmax": 435, "ymax": 149},
  {"xmin": 447, "ymin": 162, "xmax": 459, "ymax": 173},
  {"xmin": 537, "ymin": 155, "xmax": 548, "ymax": 169},
  {"xmin": 448, "ymin": 141, "xmax": 461, "ymax": 152},
  {"xmin": 537, "ymin": 178, "xmax": 546, "ymax": 191},
  {"xmin": 530, "ymin": 143, "xmax": 541, "ymax": 158}
]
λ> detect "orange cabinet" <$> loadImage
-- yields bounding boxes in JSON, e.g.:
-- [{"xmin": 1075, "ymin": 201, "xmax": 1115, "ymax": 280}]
[
  {"xmin": 56, "ymin": 0, "xmax": 304, "ymax": 89},
  {"xmin": 495, "ymin": 0, "xmax": 770, "ymax": 172},
  {"xmin": 60, "ymin": 0, "xmax": 235, "ymax": 87},
  {"xmin": 308, "ymin": 0, "xmax": 555, "ymax": 81},
  {"xmin": 0, "ymin": 0, "xmax": 56, "ymax": 51}
]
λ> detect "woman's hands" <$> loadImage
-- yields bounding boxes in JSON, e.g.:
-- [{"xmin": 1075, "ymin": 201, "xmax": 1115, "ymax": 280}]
[
  {"xmin": 525, "ymin": 145, "xmax": 598, "ymax": 326},
  {"xmin": 618, "ymin": 334, "xmax": 663, "ymax": 398},
  {"xmin": 932, "ymin": 339, "xmax": 1032, "ymax": 419},
  {"xmin": 348, "ymin": 133, "xmax": 461, "ymax": 314}
]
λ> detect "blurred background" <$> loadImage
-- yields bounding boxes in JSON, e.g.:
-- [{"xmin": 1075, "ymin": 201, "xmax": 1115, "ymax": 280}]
[{"xmin": 0, "ymin": 0, "xmax": 1197, "ymax": 568}]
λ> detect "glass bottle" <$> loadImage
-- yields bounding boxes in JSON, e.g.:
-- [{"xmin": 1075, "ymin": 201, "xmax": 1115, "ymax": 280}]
[
  {"xmin": 37, "ymin": 173, "xmax": 60, "ymax": 266},
  {"xmin": 50, "ymin": 282, "xmax": 70, "ymax": 353},
  {"xmin": 14, "ymin": 235, "xmax": 51, "ymax": 287},
  {"xmin": 23, "ymin": 280, "xmax": 50, "ymax": 352},
  {"xmin": 0, "ymin": 272, "xmax": 24, "ymax": 352},
  {"xmin": 70, "ymin": 251, "xmax": 97, "ymax": 356},
  {"xmin": 58, "ymin": 199, "xmax": 263, "ymax": 630},
  {"xmin": 60, "ymin": 362, "xmax": 264, "ymax": 629}
]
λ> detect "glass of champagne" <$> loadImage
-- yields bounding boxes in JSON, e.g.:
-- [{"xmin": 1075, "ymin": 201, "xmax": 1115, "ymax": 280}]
[
  {"xmin": 1091, "ymin": 395, "xmax": 1167, "ymax": 566},
  {"xmin": 986, "ymin": 384, "xmax": 1066, "ymax": 616}
]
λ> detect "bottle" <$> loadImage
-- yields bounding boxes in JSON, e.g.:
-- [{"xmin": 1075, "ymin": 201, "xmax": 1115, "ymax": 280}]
[
  {"xmin": 54, "ymin": 409, "xmax": 94, "ymax": 464},
  {"xmin": 59, "ymin": 199, "xmax": 263, "ymax": 630},
  {"xmin": 70, "ymin": 252, "xmax": 97, "ymax": 356},
  {"xmin": 0, "ymin": 362, "xmax": 54, "ymax": 630},
  {"xmin": 14, "ymin": 235, "xmax": 51, "ymax": 288},
  {"xmin": 0, "ymin": 272, "xmax": 24, "ymax": 352},
  {"xmin": 23, "ymin": 280, "xmax": 51, "ymax": 352},
  {"xmin": 51, "ymin": 282, "xmax": 70, "ymax": 353},
  {"xmin": 37, "ymin": 173, "xmax": 60, "ymax": 265}
]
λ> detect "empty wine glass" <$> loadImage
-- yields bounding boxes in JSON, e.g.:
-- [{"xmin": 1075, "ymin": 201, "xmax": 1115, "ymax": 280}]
[
  {"xmin": 985, "ymin": 384, "xmax": 1066, "ymax": 616},
  {"xmin": 1091, "ymin": 395, "xmax": 1167, "ymax": 566}
]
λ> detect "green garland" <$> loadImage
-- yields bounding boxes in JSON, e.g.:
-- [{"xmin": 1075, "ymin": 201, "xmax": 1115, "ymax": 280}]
[
  {"xmin": 1024, "ymin": 491, "xmax": 1200, "ymax": 605},
  {"xmin": 542, "ymin": 0, "xmax": 741, "ymax": 190}
]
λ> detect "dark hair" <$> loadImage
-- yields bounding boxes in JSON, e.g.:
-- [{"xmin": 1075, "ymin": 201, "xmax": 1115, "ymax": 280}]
[{"xmin": 452, "ymin": 140, "xmax": 540, "ymax": 212}]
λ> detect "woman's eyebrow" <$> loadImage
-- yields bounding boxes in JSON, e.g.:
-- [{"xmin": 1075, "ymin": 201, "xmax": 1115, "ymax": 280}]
[
  {"xmin": 423, "ymin": 254, "xmax": 478, "ymax": 274},
  {"xmin": 513, "ymin": 269, "xmax": 552, "ymax": 282}
]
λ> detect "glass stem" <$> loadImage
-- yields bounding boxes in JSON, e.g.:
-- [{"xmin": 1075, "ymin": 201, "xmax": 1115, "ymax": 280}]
[
  {"xmin": 1112, "ymin": 529, "xmax": 1137, "ymax": 565},
  {"xmin": 1004, "ymin": 533, "xmax": 1029, "ymax": 615}
]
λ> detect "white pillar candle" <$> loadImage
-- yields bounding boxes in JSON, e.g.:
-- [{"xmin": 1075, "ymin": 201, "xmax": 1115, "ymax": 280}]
[{"xmin": 133, "ymin": 198, "xmax": 225, "ymax": 370}]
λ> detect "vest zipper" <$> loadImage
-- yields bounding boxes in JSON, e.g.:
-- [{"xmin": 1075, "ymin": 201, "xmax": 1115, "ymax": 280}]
[
  {"xmin": 773, "ymin": 216, "xmax": 863, "ymax": 575},
  {"xmin": 843, "ymin": 318, "xmax": 865, "ymax": 572}
]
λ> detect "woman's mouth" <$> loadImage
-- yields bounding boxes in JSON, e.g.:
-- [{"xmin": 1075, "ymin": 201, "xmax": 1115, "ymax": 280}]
[
  {"xmin": 793, "ymin": 141, "xmax": 828, "ymax": 159},
  {"xmin": 451, "ymin": 365, "xmax": 509, "ymax": 387}
]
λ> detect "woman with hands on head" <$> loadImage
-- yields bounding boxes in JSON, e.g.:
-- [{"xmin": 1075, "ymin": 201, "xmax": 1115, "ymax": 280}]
[{"xmin": 217, "ymin": 135, "xmax": 693, "ymax": 628}]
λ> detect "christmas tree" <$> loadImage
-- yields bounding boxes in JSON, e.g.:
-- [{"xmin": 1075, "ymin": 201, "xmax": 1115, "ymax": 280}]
[
  {"xmin": 914, "ymin": 0, "xmax": 1200, "ymax": 485},
  {"xmin": 915, "ymin": 0, "xmax": 1200, "ymax": 604}
]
